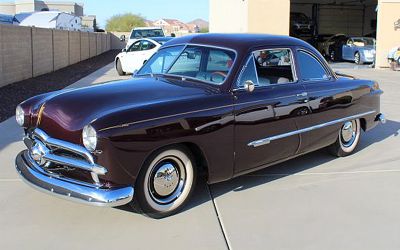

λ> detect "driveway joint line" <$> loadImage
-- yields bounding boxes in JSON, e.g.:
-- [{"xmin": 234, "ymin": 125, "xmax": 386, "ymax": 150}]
[
  {"xmin": 245, "ymin": 169, "xmax": 400, "ymax": 177},
  {"xmin": 207, "ymin": 184, "xmax": 231, "ymax": 250}
]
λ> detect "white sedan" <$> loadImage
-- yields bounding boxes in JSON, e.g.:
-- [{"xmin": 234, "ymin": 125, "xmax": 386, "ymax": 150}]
[{"xmin": 115, "ymin": 37, "xmax": 173, "ymax": 76}]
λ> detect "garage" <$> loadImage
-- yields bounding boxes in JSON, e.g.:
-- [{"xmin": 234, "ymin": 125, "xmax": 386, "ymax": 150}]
[
  {"xmin": 210, "ymin": 0, "xmax": 400, "ymax": 68},
  {"xmin": 290, "ymin": 0, "xmax": 377, "ymax": 38}
]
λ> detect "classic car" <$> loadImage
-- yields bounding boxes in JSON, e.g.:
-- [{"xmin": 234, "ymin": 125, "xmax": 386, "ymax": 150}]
[
  {"xmin": 15, "ymin": 34, "xmax": 385, "ymax": 218},
  {"xmin": 342, "ymin": 37, "xmax": 376, "ymax": 64},
  {"xmin": 115, "ymin": 37, "xmax": 173, "ymax": 76},
  {"xmin": 290, "ymin": 12, "xmax": 314, "ymax": 36}
]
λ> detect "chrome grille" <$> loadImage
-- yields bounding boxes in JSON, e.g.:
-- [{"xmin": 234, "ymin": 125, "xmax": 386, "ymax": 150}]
[{"xmin": 24, "ymin": 128, "xmax": 107, "ymax": 186}]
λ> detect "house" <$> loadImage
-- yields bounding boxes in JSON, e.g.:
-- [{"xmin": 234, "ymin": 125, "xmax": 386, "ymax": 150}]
[
  {"xmin": 0, "ymin": 0, "xmax": 83, "ymax": 16},
  {"xmin": 14, "ymin": 11, "xmax": 81, "ymax": 31},
  {"xmin": 153, "ymin": 18, "xmax": 194, "ymax": 36}
]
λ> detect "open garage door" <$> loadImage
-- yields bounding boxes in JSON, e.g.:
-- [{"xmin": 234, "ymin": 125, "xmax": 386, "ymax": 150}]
[{"xmin": 318, "ymin": 5, "xmax": 364, "ymax": 35}]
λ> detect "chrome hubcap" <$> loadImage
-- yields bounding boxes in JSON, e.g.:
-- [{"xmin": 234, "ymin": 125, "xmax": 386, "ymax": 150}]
[
  {"xmin": 341, "ymin": 121, "xmax": 357, "ymax": 147},
  {"xmin": 148, "ymin": 157, "xmax": 186, "ymax": 204},
  {"xmin": 153, "ymin": 163, "xmax": 179, "ymax": 196}
]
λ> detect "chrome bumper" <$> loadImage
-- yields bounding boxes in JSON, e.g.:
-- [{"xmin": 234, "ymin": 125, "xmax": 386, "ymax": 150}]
[{"xmin": 16, "ymin": 151, "xmax": 134, "ymax": 207}]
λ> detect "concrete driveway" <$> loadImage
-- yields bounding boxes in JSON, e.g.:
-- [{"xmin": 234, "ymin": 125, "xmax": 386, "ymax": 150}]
[{"xmin": 0, "ymin": 63, "xmax": 399, "ymax": 250}]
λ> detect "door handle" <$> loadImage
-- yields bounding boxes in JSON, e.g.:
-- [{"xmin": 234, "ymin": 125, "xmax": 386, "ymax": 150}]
[{"xmin": 296, "ymin": 92, "xmax": 308, "ymax": 97}]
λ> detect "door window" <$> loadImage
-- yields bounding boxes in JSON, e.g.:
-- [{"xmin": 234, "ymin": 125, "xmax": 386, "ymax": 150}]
[
  {"xmin": 297, "ymin": 51, "xmax": 330, "ymax": 81},
  {"xmin": 140, "ymin": 40, "xmax": 156, "ymax": 51},
  {"xmin": 128, "ymin": 41, "xmax": 141, "ymax": 52},
  {"xmin": 237, "ymin": 48, "xmax": 296, "ymax": 88}
]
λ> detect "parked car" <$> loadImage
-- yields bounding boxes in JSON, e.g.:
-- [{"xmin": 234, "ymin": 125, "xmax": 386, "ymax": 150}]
[
  {"xmin": 319, "ymin": 34, "xmax": 348, "ymax": 61},
  {"xmin": 120, "ymin": 27, "xmax": 173, "ymax": 48},
  {"xmin": 342, "ymin": 37, "xmax": 376, "ymax": 64},
  {"xmin": 15, "ymin": 34, "xmax": 385, "ymax": 218},
  {"xmin": 115, "ymin": 37, "xmax": 173, "ymax": 75},
  {"xmin": 290, "ymin": 12, "xmax": 314, "ymax": 35}
]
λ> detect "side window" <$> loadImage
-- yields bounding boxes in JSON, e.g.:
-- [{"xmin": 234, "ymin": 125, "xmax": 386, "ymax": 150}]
[
  {"xmin": 140, "ymin": 40, "xmax": 156, "ymax": 51},
  {"xmin": 237, "ymin": 56, "xmax": 258, "ymax": 88},
  {"xmin": 297, "ymin": 51, "xmax": 330, "ymax": 81},
  {"xmin": 128, "ymin": 41, "xmax": 141, "ymax": 52}
]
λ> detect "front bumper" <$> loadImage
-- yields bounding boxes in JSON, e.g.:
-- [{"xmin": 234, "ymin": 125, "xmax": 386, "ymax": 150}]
[{"xmin": 16, "ymin": 150, "xmax": 134, "ymax": 207}]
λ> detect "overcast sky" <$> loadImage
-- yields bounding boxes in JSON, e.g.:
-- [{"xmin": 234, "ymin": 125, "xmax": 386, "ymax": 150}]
[{"xmin": 0, "ymin": 0, "xmax": 209, "ymax": 28}]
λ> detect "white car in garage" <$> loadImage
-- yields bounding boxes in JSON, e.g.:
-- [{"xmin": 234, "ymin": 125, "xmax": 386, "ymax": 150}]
[{"xmin": 115, "ymin": 37, "xmax": 173, "ymax": 76}]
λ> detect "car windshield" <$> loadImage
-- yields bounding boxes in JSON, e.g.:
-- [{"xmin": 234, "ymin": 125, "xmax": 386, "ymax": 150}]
[
  {"xmin": 352, "ymin": 37, "xmax": 375, "ymax": 46},
  {"xmin": 137, "ymin": 45, "xmax": 236, "ymax": 85},
  {"xmin": 131, "ymin": 29, "xmax": 164, "ymax": 38}
]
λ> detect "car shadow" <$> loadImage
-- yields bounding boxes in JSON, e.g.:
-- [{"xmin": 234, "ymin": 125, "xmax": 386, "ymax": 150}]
[{"xmin": 183, "ymin": 119, "xmax": 400, "ymax": 214}]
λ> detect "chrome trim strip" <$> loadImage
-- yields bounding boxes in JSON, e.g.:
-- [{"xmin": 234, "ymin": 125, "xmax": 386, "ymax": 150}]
[
  {"xmin": 248, "ymin": 111, "xmax": 376, "ymax": 147},
  {"xmin": 16, "ymin": 151, "xmax": 133, "ymax": 207},
  {"xmin": 42, "ymin": 153, "xmax": 107, "ymax": 175},
  {"xmin": 33, "ymin": 129, "xmax": 95, "ymax": 164}
]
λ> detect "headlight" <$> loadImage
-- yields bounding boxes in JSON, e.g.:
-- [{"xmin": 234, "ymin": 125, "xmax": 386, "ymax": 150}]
[
  {"xmin": 82, "ymin": 125, "xmax": 97, "ymax": 152},
  {"xmin": 16, "ymin": 105, "xmax": 25, "ymax": 126}
]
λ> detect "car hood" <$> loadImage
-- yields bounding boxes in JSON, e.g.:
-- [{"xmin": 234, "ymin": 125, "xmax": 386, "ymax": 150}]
[{"xmin": 37, "ymin": 77, "xmax": 216, "ymax": 143}]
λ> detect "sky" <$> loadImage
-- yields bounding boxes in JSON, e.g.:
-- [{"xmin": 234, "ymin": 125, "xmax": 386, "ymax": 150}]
[{"xmin": 0, "ymin": 0, "xmax": 209, "ymax": 28}]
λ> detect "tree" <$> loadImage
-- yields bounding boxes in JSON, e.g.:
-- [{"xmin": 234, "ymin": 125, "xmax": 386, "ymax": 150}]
[
  {"xmin": 199, "ymin": 27, "xmax": 209, "ymax": 33},
  {"xmin": 105, "ymin": 13, "xmax": 145, "ymax": 32}
]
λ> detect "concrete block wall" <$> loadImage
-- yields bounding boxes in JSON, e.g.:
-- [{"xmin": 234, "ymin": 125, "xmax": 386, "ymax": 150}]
[
  {"xmin": 89, "ymin": 32, "xmax": 96, "ymax": 58},
  {"xmin": 68, "ymin": 31, "xmax": 81, "ymax": 65},
  {"xmin": 53, "ymin": 29, "xmax": 69, "ymax": 71},
  {"xmin": 80, "ymin": 32, "xmax": 90, "ymax": 61},
  {"xmin": 0, "ymin": 24, "xmax": 111, "ymax": 87},
  {"xmin": 32, "ymin": 28, "xmax": 53, "ymax": 77},
  {"xmin": 0, "ymin": 25, "xmax": 32, "ymax": 87}
]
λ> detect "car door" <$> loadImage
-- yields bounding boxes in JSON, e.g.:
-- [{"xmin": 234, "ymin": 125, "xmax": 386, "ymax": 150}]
[
  {"xmin": 294, "ymin": 48, "xmax": 358, "ymax": 154},
  {"xmin": 342, "ymin": 38, "xmax": 353, "ymax": 60},
  {"xmin": 233, "ymin": 48, "xmax": 307, "ymax": 174},
  {"xmin": 120, "ymin": 40, "xmax": 142, "ymax": 73}
]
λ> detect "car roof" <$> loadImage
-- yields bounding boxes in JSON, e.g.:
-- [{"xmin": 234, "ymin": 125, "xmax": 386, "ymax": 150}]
[{"xmin": 163, "ymin": 33, "xmax": 314, "ymax": 52}]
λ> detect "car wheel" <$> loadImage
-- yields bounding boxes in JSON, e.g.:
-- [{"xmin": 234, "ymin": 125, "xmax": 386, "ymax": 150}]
[
  {"xmin": 354, "ymin": 52, "xmax": 362, "ymax": 65},
  {"xmin": 130, "ymin": 146, "xmax": 197, "ymax": 218},
  {"xmin": 329, "ymin": 119, "xmax": 361, "ymax": 157},
  {"xmin": 116, "ymin": 59, "xmax": 126, "ymax": 76}
]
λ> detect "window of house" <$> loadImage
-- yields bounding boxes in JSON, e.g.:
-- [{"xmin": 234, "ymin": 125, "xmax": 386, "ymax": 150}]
[{"xmin": 297, "ymin": 50, "xmax": 330, "ymax": 81}]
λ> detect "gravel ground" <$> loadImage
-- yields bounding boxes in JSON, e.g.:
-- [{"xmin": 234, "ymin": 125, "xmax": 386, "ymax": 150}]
[{"xmin": 0, "ymin": 50, "xmax": 119, "ymax": 123}]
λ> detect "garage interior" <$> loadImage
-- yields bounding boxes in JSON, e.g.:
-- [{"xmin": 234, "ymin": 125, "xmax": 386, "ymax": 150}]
[{"xmin": 290, "ymin": 0, "xmax": 378, "ymax": 38}]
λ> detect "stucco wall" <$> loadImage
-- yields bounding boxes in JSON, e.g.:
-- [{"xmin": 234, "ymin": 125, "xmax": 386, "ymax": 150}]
[
  {"xmin": 32, "ymin": 27, "xmax": 53, "ymax": 77},
  {"xmin": 210, "ymin": 0, "xmax": 289, "ymax": 35},
  {"xmin": 0, "ymin": 24, "xmax": 110, "ymax": 87},
  {"xmin": 210, "ymin": 0, "xmax": 248, "ymax": 33},
  {"xmin": 248, "ymin": 0, "xmax": 290, "ymax": 35},
  {"xmin": 376, "ymin": 0, "xmax": 400, "ymax": 67}
]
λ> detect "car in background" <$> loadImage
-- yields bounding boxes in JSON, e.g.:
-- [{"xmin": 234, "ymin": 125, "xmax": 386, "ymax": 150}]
[
  {"xmin": 290, "ymin": 12, "xmax": 313, "ymax": 36},
  {"xmin": 120, "ymin": 27, "xmax": 172, "ymax": 48},
  {"xmin": 115, "ymin": 37, "xmax": 173, "ymax": 76},
  {"xmin": 318, "ymin": 34, "xmax": 348, "ymax": 61},
  {"xmin": 342, "ymin": 37, "xmax": 376, "ymax": 64}
]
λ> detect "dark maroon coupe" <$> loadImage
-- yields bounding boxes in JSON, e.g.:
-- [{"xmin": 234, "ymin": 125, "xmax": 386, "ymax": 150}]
[{"xmin": 15, "ymin": 34, "xmax": 385, "ymax": 218}]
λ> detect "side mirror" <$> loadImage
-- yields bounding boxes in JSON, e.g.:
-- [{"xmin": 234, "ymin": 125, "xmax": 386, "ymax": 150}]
[
  {"xmin": 244, "ymin": 80, "xmax": 255, "ymax": 93},
  {"xmin": 120, "ymin": 35, "xmax": 126, "ymax": 42},
  {"xmin": 171, "ymin": 33, "xmax": 176, "ymax": 37},
  {"xmin": 122, "ymin": 48, "xmax": 127, "ymax": 52},
  {"xmin": 143, "ymin": 60, "xmax": 148, "ymax": 65}
]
